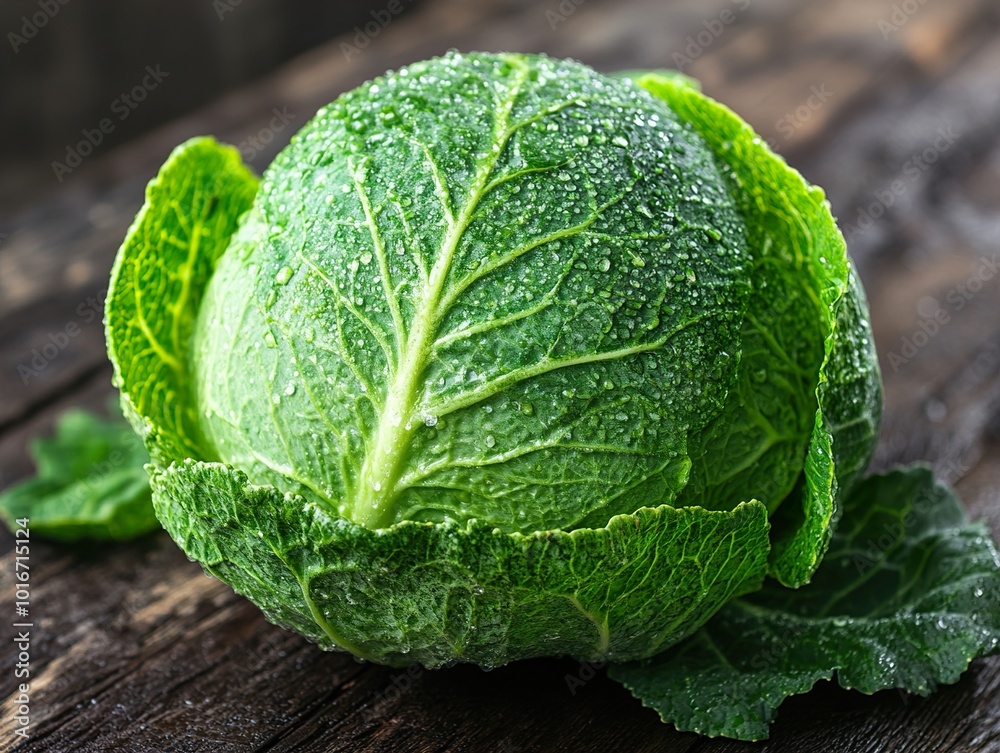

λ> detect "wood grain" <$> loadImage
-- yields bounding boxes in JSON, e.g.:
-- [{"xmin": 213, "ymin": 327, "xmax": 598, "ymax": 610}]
[{"xmin": 2, "ymin": 0, "xmax": 999, "ymax": 750}]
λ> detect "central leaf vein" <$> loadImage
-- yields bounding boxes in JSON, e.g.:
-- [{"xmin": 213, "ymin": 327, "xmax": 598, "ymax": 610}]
[{"xmin": 352, "ymin": 56, "xmax": 531, "ymax": 527}]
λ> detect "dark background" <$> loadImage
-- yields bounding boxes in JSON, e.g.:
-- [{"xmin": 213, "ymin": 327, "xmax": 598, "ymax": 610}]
[
  {"xmin": 0, "ymin": 0, "xmax": 412, "ymax": 218},
  {"xmin": 2, "ymin": 0, "xmax": 1000, "ymax": 751}
]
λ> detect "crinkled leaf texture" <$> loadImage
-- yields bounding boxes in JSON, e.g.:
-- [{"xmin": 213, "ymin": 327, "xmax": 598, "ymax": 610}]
[
  {"xmin": 106, "ymin": 131, "xmax": 770, "ymax": 666},
  {"xmin": 107, "ymin": 54, "xmax": 880, "ymax": 667},
  {"xmin": 194, "ymin": 53, "xmax": 757, "ymax": 534},
  {"xmin": 153, "ymin": 459, "xmax": 768, "ymax": 667},
  {"xmin": 631, "ymin": 72, "xmax": 882, "ymax": 587},
  {"xmin": 0, "ymin": 409, "xmax": 155, "ymax": 541},
  {"xmin": 609, "ymin": 467, "xmax": 1000, "ymax": 741},
  {"xmin": 106, "ymin": 135, "xmax": 259, "ymax": 463},
  {"xmin": 103, "ymin": 53, "xmax": 1000, "ymax": 736}
]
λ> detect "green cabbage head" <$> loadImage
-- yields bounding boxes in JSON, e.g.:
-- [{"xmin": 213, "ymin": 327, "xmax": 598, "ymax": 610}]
[{"xmin": 106, "ymin": 52, "xmax": 882, "ymax": 669}]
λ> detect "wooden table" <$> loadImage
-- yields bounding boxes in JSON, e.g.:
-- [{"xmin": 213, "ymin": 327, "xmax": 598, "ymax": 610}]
[{"xmin": 2, "ymin": 0, "xmax": 999, "ymax": 750}]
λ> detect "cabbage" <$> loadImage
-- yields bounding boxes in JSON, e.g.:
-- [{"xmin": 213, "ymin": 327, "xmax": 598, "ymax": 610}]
[{"xmin": 105, "ymin": 52, "xmax": 999, "ymax": 740}]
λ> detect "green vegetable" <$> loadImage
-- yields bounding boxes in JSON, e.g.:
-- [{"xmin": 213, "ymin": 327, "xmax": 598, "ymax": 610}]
[
  {"xmin": 634, "ymin": 71, "xmax": 882, "ymax": 586},
  {"xmin": 610, "ymin": 466, "xmax": 1000, "ymax": 740},
  {"xmin": 153, "ymin": 459, "xmax": 768, "ymax": 666},
  {"xmin": 103, "ymin": 51, "xmax": 1000, "ymax": 739},
  {"xmin": 0, "ymin": 409, "xmax": 155, "ymax": 540}
]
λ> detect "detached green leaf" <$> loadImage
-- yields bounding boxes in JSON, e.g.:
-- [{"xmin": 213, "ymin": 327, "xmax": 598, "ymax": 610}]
[
  {"xmin": 609, "ymin": 466, "xmax": 1000, "ymax": 741},
  {"xmin": 0, "ymin": 410, "xmax": 156, "ymax": 541},
  {"xmin": 151, "ymin": 458, "xmax": 771, "ymax": 668},
  {"xmin": 106, "ymin": 136, "xmax": 258, "ymax": 463}
]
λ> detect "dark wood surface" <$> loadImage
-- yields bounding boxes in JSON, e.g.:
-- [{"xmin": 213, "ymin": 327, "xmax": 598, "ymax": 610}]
[{"xmin": 2, "ymin": 0, "xmax": 1000, "ymax": 750}]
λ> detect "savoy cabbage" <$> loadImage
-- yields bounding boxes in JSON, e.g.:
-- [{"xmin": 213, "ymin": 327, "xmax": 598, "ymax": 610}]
[{"xmin": 103, "ymin": 52, "xmax": 1000, "ymax": 740}]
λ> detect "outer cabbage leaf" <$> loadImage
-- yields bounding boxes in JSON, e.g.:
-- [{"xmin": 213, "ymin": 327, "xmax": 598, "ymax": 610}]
[
  {"xmin": 105, "ymin": 136, "xmax": 259, "ymax": 463},
  {"xmin": 0, "ymin": 409, "xmax": 155, "ymax": 541},
  {"xmin": 632, "ymin": 73, "xmax": 882, "ymax": 586},
  {"xmin": 609, "ymin": 467, "xmax": 1000, "ymax": 740},
  {"xmin": 151, "ymin": 458, "xmax": 769, "ymax": 667}
]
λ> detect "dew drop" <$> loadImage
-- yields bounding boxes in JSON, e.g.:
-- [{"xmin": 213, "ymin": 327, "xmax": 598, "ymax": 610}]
[
  {"xmin": 263, "ymin": 332, "xmax": 277, "ymax": 348},
  {"xmin": 485, "ymin": 435, "xmax": 496, "ymax": 448},
  {"xmin": 360, "ymin": 252, "xmax": 373, "ymax": 265}
]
